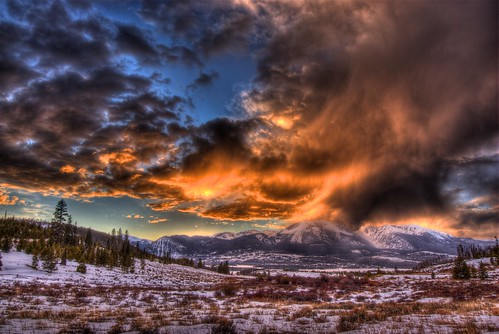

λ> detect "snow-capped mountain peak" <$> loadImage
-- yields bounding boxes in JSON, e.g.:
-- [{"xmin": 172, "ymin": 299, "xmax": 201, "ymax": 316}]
[
  {"xmin": 278, "ymin": 220, "xmax": 356, "ymax": 244},
  {"xmin": 360, "ymin": 224, "xmax": 453, "ymax": 250}
]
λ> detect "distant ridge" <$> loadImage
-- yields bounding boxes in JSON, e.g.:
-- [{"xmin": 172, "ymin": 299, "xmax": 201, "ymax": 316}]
[{"xmin": 134, "ymin": 221, "xmax": 495, "ymax": 268}]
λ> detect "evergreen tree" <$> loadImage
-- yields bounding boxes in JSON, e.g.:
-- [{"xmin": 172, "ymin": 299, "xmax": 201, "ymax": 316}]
[
  {"xmin": 129, "ymin": 259, "xmax": 135, "ymax": 274},
  {"xmin": 120, "ymin": 230, "xmax": 133, "ymax": 272},
  {"xmin": 197, "ymin": 259, "xmax": 204, "ymax": 269},
  {"xmin": 64, "ymin": 215, "xmax": 77, "ymax": 246},
  {"xmin": 1, "ymin": 237, "xmax": 11, "ymax": 252},
  {"xmin": 469, "ymin": 264, "xmax": 478, "ymax": 278},
  {"xmin": 452, "ymin": 256, "xmax": 471, "ymax": 280},
  {"xmin": 84, "ymin": 228, "xmax": 93, "ymax": 249},
  {"xmin": 41, "ymin": 246, "xmax": 57, "ymax": 273},
  {"xmin": 217, "ymin": 261, "xmax": 230, "ymax": 274},
  {"xmin": 31, "ymin": 254, "xmax": 39, "ymax": 270},
  {"xmin": 51, "ymin": 199, "xmax": 68, "ymax": 243},
  {"xmin": 478, "ymin": 262, "xmax": 488, "ymax": 280},
  {"xmin": 0, "ymin": 251, "xmax": 3, "ymax": 271},
  {"xmin": 60, "ymin": 248, "xmax": 67, "ymax": 266}
]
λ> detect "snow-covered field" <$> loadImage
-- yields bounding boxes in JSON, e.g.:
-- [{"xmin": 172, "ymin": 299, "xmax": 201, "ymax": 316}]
[
  {"xmin": 0, "ymin": 251, "xmax": 227, "ymax": 289},
  {"xmin": 1, "ymin": 250, "xmax": 498, "ymax": 333}
]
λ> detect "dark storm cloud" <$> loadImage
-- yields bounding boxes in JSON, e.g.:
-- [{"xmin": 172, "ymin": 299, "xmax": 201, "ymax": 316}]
[
  {"xmin": 445, "ymin": 155, "xmax": 499, "ymax": 199},
  {"xmin": 116, "ymin": 24, "xmax": 159, "ymax": 62},
  {"xmin": 196, "ymin": 11, "xmax": 253, "ymax": 56},
  {"xmin": 188, "ymin": 71, "xmax": 220, "ymax": 90},
  {"xmin": 442, "ymin": 155, "xmax": 499, "ymax": 232},
  {"xmin": 139, "ymin": 0, "xmax": 254, "ymax": 57},
  {"xmin": 14, "ymin": 1, "xmax": 112, "ymax": 71},
  {"xmin": 243, "ymin": 0, "xmax": 498, "ymax": 228},
  {"xmin": 259, "ymin": 181, "xmax": 313, "ymax": 203},
  {"xmin": 0, "ymin": 55, "xmax": 38, "ymax": 92},
  {"xmin": 0, "ymin": 0, "xmax": 195, "ymax": 204},
  {"xmin": 180, "ymin": 118, "xmax": 258, "ymax": 174},
  {"xmin": 0, "ymin": 0, "xmax": 497, "ymax": 233}
]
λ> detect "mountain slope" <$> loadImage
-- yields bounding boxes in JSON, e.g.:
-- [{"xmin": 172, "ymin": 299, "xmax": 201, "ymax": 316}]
[
  {"xmin": 359, "ymin": 224, "xmax": 490, "ymax": 254},
  {"xmin": 278, "ymin": 220, "xmax": 369, "ymax": 246},
  {"xmin": 213, "ymin": 230, "xmax": 276, "ymax": 240},
  {"xmin": 135, "ymin": 221, "xmax": 495, "ymax": 268}
]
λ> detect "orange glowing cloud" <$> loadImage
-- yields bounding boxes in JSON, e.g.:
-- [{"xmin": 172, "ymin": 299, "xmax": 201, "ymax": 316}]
[
  {"xmin": 59, "ymin": 165, "xmax": 76, "ymax": 174},
  {"xmin": 126, "ymin": 214, "xmax": 144, "ymax": 219},
  {"xmin": 290, "ymin": 163, "xmax": 372, "ymax": 222},
  {"xmin": 149, "ymin": 217, "xmax": 168, "ymax": 224},
  {"xmin": 200, "ymin": 196, "xmax": 295, "ymax": 221},
  {"xmin": 0, "ymin": 188, "xmax": 24, "ymax": 206},
  {"xmin": 99, "ymin": 148, "xmax": 137, "ymax": 165}
]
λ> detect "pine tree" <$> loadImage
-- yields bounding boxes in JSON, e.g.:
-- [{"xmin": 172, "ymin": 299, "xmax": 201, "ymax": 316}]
[
  {"xmin": 51, "ymin": 199, "xmax": 68, "ymax": 244},
  {"xmin": 478, "ymin": 262, "xmax": 488, "ymax": 280},
  {"xmin": 452, "ymin": 256, "xmax": 471, "ymax": 280},
  {"xmin": 120, "ymin": 230, "xmax": 133, "ymax": 272},
  {"xmin": 41, "ymin": 246, "xmax": 57, "ymax": 273},
  {"xmin": 469, "ymin": 265, "xmax": 478, "ymax": 278},
  {"xmin": 60, "ymin": 248, "xmax": 67, "ymax": 266},
  {"xmin": 31, "ymin": 254, "xmax": 39, "ymax": 270},
  {"xmin": 217, "ymin": 261, "xmax": 230, "ymax": 274},
  {"xmin": 129, "ymin": 259, "xmax": 135, "ymax": 274},
  {"xmin": 84, "ymin": 228, "xmax": 93, "ymax": 249},
  {"xmin": 1, "ymin": 237, "xmax": 11, "ymax": 252},
  {"xmin": 64, "ymin": 215, "xmax": 77, "ymax": 246}
]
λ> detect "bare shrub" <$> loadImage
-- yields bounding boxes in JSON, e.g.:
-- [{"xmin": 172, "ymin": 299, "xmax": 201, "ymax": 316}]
[{"xmin": 211, "ymin": 318, "xmax": 237, "ymax": 334}]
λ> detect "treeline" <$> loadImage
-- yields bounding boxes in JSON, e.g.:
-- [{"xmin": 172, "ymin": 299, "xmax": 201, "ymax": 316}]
[
  {"xmin": 413, "ymin": 255, "xmax": 452, "ymax": 270},
  {"xmin": 415, "ymin": 240, "xmax": 499, "ymax": 271},
  {"xmin": 452, "ymin": 240, "xmax": 499, "ymax": 280},
  {"xmin": 0, "ymin": 199, "xmax": 230, "ymax": 275},
  {"xmin": 456, "ymin": 242, "xmax": 499, "ymax": 262}
]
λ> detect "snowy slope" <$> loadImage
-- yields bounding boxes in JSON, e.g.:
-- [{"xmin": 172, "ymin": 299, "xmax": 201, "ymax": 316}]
[
  {"xmin": 358, "ymin": 224, "xmax": 490, "ymax": 254},
  {"xmin": 0, "ymin": 250, "xmax": 227, "ymax": 288},
  {"xmin": 145, "ymin": 236, "xmax": 186, "ymax": 257},
  {"xmin": 278, "ymin": 220, "xmax": 356, "ymax": 244},
  {"xmin": 360, "ymin": 225, "xmax": 453, "ymax": 250},
  {"xmin": 128, "ymin": 235, "xmax": 153, "ymax": 249}
]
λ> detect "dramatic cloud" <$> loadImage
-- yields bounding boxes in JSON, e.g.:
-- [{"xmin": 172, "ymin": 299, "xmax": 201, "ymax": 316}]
[
  {"xmin": 0, "ymin": 0, "xmax": 497, "ymax": 237},
  {"xmin": 240, "ymin": 0, "xmax": 498, "ymax": 233}
]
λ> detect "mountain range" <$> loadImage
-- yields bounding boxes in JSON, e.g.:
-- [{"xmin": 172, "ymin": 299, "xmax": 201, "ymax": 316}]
[{"xmin": 130, "ymin": 221, "xmax": 494, "ymax": 269}]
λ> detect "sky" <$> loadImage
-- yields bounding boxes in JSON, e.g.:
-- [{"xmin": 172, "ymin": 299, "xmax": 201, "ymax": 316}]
[{"xmin": 0, "ymin": 0, "xmax": 497, "ymax": 240}]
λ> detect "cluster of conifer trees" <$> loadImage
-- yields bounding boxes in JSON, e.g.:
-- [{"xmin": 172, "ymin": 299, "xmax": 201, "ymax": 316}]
[
  {"xmin": 452, "ymin": 241, "xmax": 498, "ymax": 280},
  {"xmin": 0, "ymin": 199, "xmax": 230, "ymax": 275}
]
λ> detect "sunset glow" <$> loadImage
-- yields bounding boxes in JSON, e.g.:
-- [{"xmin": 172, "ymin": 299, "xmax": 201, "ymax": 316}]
[{"xmin": 0, "ymin": 0, "xmax": 497, "ymax": 239}]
